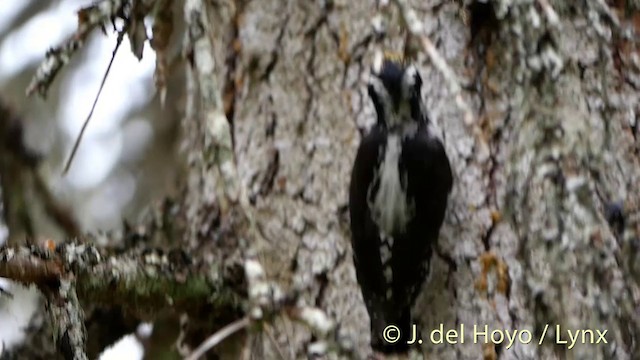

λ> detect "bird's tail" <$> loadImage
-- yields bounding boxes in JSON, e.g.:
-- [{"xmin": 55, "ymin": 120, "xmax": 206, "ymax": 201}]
[{"xmin": 370, "ymin": 306, "xmax": 417, "ymax": 354}]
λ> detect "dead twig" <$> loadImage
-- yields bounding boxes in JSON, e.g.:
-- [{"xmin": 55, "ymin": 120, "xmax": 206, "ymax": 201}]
[
  {"xmin": 390, "ymin": 0, "xmax": 491, "ymax": 160},
  {"xmin": 264, "ymin": 323, "xmax": 288, "ymax": 360},
  {"xmin": 27, "ymin": 0, "xmax": 127, "ymax": 97},
  {"xmin": 185, "ymin": 317, "xmax": 250, "ymax": 360},
  {"xmin": 63, "ymin": 28, "xmax": 126, "ymax": 175}
]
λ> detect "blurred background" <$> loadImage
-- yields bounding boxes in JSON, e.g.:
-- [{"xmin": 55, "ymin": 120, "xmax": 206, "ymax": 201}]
[{"xmin": 0, "ymin": 1, "xmax": 183, "ymax": 357}]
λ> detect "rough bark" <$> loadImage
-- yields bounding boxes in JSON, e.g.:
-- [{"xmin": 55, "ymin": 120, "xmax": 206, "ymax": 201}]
[
  {"xmin": 218, "ymin": 0, "xmax": 640, "ymax": 358},
  {"xmin": 2, "ymin": 0, "xmax": 640, "ymax": 359}
]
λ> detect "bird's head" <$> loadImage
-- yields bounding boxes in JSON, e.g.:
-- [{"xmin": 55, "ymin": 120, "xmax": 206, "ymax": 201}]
[{"xmin": 367, "ymin": 51, "xmax": 424, "ymax": 129}]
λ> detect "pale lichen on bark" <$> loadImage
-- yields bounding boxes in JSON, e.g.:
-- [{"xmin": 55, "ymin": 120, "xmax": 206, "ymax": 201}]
[
  {"xmin": 46, "ymin": 278, "xmax": 88, "ymax": 360},
  {"xmin": 185, "ymin": 0, "xmax": 243, "ymax": 211},
  {"xmin": 478, "ymin": 1, "xmax": 640, "ymax": 359},
  {"xmin": 230, "ymin": 0, "xmax": 640, "ymax": 358},
  {"xmin": 5, "ymin": 0, "xmax": 640, "ymax": 358}
]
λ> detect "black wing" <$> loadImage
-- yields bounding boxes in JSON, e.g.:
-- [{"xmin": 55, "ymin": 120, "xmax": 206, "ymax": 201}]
[
  {"xmin": 350, "ymin": 125, "xmax": 403, "ymax": 351},
  {"xmin": 349, "ymin": 125, "xmax": 386, "ymax": 305},
  {"xmin": 393, "ymin": 126, "xmax": 453, "ymax": 307}
]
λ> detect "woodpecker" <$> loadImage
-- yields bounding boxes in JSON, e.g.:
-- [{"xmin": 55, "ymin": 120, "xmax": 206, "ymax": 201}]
[{"xmin": 349, "ymin": 53, "xmax": 453, "ymax": 354}]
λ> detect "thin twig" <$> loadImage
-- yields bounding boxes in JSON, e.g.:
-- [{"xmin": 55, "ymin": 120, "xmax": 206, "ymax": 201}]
[
  {"xmin": 63, "ymin": 29, "xmax": 126, "ymax": 175},
  {"xmin": 391, "ymin": 0, "xmax": 491, "ymax": 159},
  {"xmin": 391, "ymin": 0, "xmax": 473, "ymax": 125},
  {"xmin": 185, "ymin": 317, "xmax": 250, "ymax": 360},
  {"xmin": 279, "ymin": 315, "xmax": 295, "ymax": 360},
  {"xmin": 264, "ymin": 323, "xmax": 287, "ymax": 360},
  {"xmin": 419, "ymin": 35, "xmax": 477, "ymax": 130},
  {"xmin": 26, "ymin": 0, "xmax": 127, "ymax": 97}
]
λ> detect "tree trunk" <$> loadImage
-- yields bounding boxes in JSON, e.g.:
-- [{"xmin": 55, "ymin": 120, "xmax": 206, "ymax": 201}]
[
  {"xmin": 192, "ymin": 0, "xmax": 640, "ymax": 358},
  {"xmin": 3, "ymin": 0, "xmax": 640, "ymax": 359}
]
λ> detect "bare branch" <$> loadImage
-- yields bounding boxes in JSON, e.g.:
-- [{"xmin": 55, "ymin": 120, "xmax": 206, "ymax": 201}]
[
  {"xmin": 391, "ymin": 0, "xmax": 473, "ymax": 125},
  {"xmin": 185, "ymin": 317, "xmax": 250, "ymax": 360},
  {"xmin": 390, "ymin": 0, "xmax": 490, "ymax": 159},
  {"xmin": 63, "ymin": 28, "xmax": 126, "ymax": 175},
  {"xmin": 26, "ymin": 0, "xmax": 127, "ymax": 97}
]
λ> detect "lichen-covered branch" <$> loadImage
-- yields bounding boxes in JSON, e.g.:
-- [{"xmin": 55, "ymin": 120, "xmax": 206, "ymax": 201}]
[
  {"xmin": 45, "ymin": 279, "xmax": 88, "ymax": 360},
  {"xmin": 184, "ymin": 0, "xmax": 245, "ymax": 212},
  {"xmin": 26, "ymin": 0, "xmax": 127, "ymax": 97},
  {"xmin": 9, "ymin": 0, "xmax": 640, "ymax": 358},
  {"xmin": 0, "ymin": 243, "xmax": 244, "ymax": 322},
  {"xmin": 0, "ymin": 246, "xmax": 62, "ymax": 287}
]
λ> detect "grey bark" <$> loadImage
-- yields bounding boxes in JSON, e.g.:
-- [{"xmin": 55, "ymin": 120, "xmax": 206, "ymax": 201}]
[
  {"xmin": 2, "ymin": 0, "xmax": 640, "ymax": 359},
  {"xmin": 192, "ymin": 0, "xmax": 640, "ymax": 359}
]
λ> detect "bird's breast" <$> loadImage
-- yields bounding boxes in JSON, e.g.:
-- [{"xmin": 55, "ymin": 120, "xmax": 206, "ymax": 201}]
[{"xmin": 368, "ymin": 134, "xmax": 415, "ymax": 236}]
